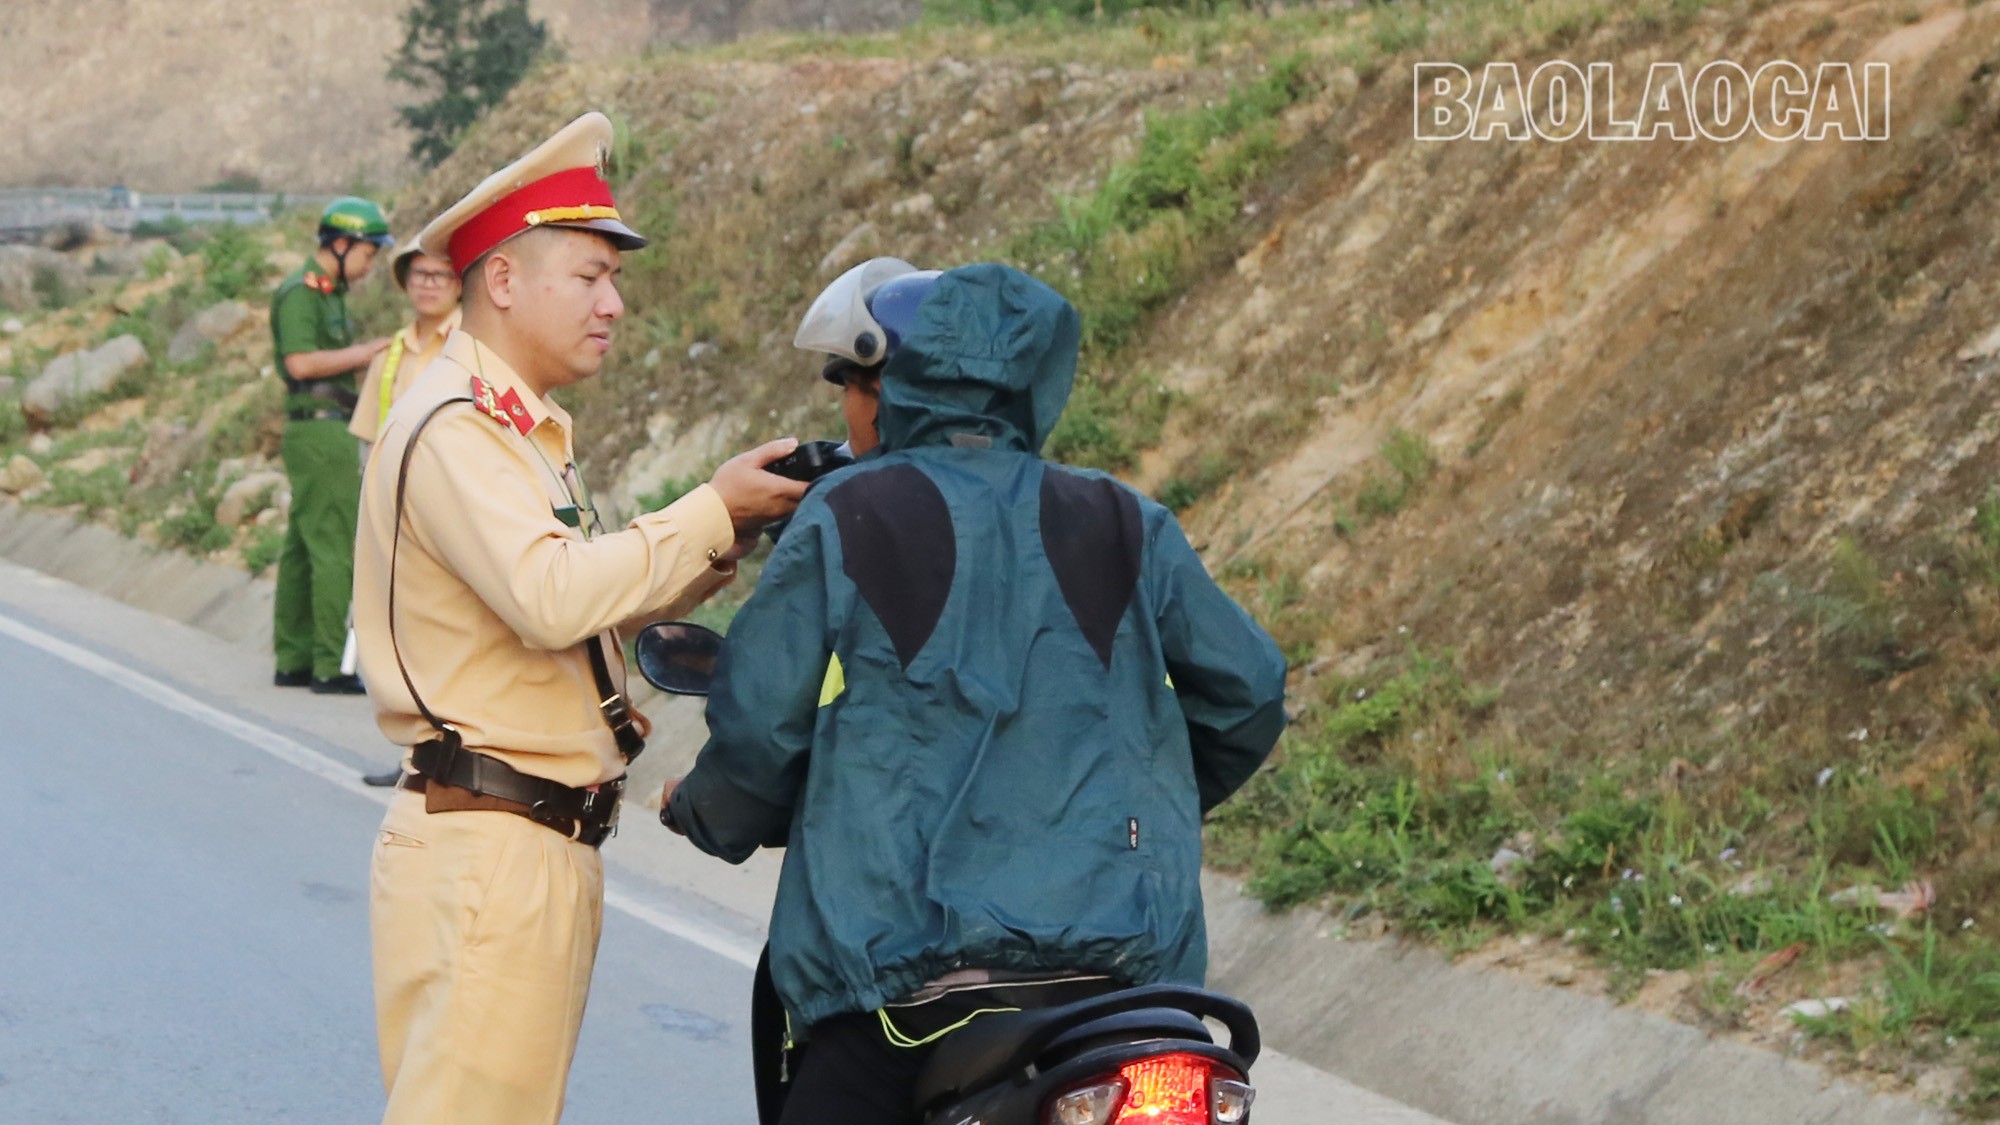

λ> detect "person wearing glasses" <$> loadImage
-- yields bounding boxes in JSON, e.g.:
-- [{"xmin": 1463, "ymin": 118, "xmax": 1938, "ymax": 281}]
[
  {"xmin": 350, "ymin": 245, "xmax": 464, "ymax": 462},
  {"xmin": 353, "ymin": 244, "xmax": 463, "ymax": 785}
]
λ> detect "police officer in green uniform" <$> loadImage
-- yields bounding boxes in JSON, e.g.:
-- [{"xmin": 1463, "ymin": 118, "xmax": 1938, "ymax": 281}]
[{"xmin": 270, "ymin": 197, "xmax": 395, "ymax": 694}]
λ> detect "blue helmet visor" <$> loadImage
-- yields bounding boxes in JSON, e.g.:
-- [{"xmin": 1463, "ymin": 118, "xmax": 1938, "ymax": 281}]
[{"xmin": 864, "ymin": 272, "xmax": 942, "ymax": 361}]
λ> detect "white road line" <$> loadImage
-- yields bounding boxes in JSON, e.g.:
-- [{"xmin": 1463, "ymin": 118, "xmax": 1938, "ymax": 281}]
[{"xmin": 0, "ymin": 609, "xmax": 761, "ymax": 970}]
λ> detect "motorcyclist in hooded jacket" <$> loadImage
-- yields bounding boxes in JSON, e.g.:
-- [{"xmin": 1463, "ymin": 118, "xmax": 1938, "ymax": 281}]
[{"xmin": 662, "ymin": 260, "xmax": 1288, "ymax": 1125}]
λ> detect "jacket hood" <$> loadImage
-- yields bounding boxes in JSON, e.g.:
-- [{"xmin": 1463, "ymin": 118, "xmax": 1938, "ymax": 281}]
[{"xmin": 876, "ymin": 263, "xmax": 1081, "ymax": 455}]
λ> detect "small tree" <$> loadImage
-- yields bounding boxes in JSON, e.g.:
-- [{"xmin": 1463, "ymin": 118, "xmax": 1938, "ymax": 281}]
[{"xmin": 389, "ymin": 0, "xmax": 550, "ymax": 168}]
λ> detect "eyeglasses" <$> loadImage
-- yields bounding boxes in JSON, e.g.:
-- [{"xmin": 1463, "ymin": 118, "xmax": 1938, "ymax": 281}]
[{"xmin": 406, "ymin": 268, "xmax": 457, "ymax": 288}]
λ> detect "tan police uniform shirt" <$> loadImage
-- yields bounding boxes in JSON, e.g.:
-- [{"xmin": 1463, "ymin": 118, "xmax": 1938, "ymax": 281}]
[
  {"xmin": 348, "ymin": 308, "xmax": 462, "ymax": 444},
  {"xmin": 352, "ymin": 328, "xmax": 736, "ymax": 789}
]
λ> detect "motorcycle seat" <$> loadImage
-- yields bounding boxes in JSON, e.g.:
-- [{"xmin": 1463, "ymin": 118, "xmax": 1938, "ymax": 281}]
[
  {"xmin": 912, "ymin": 1002, "xmax": 1213, "ymax": 1112},
  {"xmin": 914, "ymin": 1006, "xmax": 1052, "ymax": 1111}
]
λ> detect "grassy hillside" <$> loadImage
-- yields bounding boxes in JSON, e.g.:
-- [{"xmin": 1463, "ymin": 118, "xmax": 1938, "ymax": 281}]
[{"xmin": 7, "ymin": 0, "xmax": 2000, "ymax": 1111}]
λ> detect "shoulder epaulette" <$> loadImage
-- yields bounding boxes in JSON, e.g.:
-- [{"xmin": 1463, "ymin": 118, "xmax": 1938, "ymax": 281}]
[{"xmin": 470, "ymin": 375, "xmax": 533, "ymax": 436}]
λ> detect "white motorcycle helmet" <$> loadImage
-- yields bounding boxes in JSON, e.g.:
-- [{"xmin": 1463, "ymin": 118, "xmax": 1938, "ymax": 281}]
[{"xmin": 794, "ymin": 257, "xmax": 943, "ymax": 383}]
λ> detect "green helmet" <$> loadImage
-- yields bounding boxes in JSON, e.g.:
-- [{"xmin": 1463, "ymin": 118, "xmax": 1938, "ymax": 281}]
[{"xmin": 318, "ymin": 196, "xmax": 394, "ymax": 248}]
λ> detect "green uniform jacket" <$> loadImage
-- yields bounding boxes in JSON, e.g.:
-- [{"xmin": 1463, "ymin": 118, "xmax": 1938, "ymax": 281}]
[
  {"xmin": 670, "ymin": 264, "xmax": 1288, "ymax": 1029},
  {"xmin": 269, "ymin": 259, "xmax": 360, "ymax": 413}
]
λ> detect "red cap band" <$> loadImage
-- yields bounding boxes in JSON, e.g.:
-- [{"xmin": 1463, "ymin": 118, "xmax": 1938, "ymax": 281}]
[{"xmin": 446, "ymin": 166, "xmax": 620, "ymax": 272}]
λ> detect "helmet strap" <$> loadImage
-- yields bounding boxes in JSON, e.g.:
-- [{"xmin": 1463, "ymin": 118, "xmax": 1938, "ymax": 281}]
[{"xmin": 325, "ymin": 236, "xmax": 356, "ymax": 288}]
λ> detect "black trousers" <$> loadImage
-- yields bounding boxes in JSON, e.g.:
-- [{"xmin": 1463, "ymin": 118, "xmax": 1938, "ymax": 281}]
[
  {"xmin": 776, "ymin": 1010, "xmax": 934, "ymax": 1125},
  {"xmin": 767, "ymin": 975, "xmax": 1124, "ymax": 1125}
]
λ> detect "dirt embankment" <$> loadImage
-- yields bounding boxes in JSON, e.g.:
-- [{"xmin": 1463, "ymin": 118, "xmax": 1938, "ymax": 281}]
[
  {"xmin": 1170, "ymin": 2, "xmax": 2000, "ymax": 782},
  {"xmin": 0, "ymin": 0, "xmax": 913, "ymax": 193},
  {"xmin": 420, "ymin": 3, "xmax": 2000, "ymax": 793}
]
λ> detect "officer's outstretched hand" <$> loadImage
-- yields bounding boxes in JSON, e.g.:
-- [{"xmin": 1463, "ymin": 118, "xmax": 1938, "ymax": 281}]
[{"xmin": 708, "ymin": 439, "xmax": 809, "ymax": 533}]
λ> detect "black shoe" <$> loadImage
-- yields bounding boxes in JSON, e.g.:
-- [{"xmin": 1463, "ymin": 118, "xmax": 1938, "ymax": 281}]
[
  {"xmin": 310, "ymin": 674, "xmax": 367, "ymax": 695},
  {"xmin": 362, "ymin": 767, "xmax": 403, "ymax": 787},
  {"xmin": 274, "ymin": 669, "xmax": 312, "ymax": 688}
]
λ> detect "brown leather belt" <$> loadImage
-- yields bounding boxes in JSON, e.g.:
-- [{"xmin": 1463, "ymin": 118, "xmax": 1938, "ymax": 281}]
[{"xmin": 398, "ymin": 773, "xmax": 619, "ymax": 848}]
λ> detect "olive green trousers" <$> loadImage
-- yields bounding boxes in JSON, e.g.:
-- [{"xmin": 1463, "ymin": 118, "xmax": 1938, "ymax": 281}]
[{"xmin": 272, "ymin": 418, "xmax": 361, "ymax": 679}]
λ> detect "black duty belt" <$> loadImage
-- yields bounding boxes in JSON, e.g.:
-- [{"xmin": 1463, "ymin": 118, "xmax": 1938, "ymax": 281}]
[
  {"xmin": 406, "ymin": 739, "xmax": 622, "ymax": 847},
  {"xmin": 286, "ymin": 408, "xmax": 349, "ymax": 423}
]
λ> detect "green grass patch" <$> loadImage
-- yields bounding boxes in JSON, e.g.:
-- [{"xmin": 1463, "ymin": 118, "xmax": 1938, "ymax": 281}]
[
  {"xmin": 1761, "ymin": 538, "xmax": 1932, "ymax": 681},
  {"xmin": 157, "ymin": 501, "xmax": 233, "ymax": 555},
  {"xmin": 1010, "ymin": 56, "xmax": 1313, "ymax": 356},
  {"xmin": 154, "ymin": 460, "xmax": 241, "ymax": 556},
  {"xmin": 1796, "ymin": 926, "xmax": 2000, "ymax": 1115},
  {"xmin": 195, "ymin": 222, "xmax": 275, "ymax": 305},
  {"xmin": 1157, "ymin": 453, "xmax": 1232, "ymax": 512},
  {"xmin": 1347, "ymin": 427, "xmax": 1437, "ymax": 521},
  {"xmin": 36, "ymin": 464, "xmax": 130, "ymax": 517},
  {"xmin": 242, "ymin": 523, "xmax": 284, "ymax": 575},
  {"xmin": 0, "ymin": 399, "xmax": 26, "ymax": 448},
  {"xmin": 1209, "ymin": 646, "xmax": 1976, "ymax": 1003},
  {"xmin": 1046, "ymin": 375, "xmax": 1177, "ymax": 474},
  {"xmin": 1957, "ymin": 486, "xmax": 2000, "ymax": 589},
  {"xmin": 1007, "ymin": 58, "xmax": 1314, "ymax": 471}
]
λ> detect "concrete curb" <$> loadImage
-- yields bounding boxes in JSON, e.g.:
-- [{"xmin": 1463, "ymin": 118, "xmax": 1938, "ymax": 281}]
[
  {"xmin": 0, "ymin": 499, "xmax": 1953, "ymax": 1125},
  {"xmin": 1203, "ymin": 876, "xmax": 1951, "ymax": 1125},
  {"xmin": 0, "ymin": 505, "xmax": 271, "ymax": 647}
]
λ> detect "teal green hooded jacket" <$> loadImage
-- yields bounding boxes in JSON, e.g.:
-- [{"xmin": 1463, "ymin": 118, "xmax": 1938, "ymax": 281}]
[{"xmin": 670, "ymin": 263, "xmax": 1287, "ymax": 1029}]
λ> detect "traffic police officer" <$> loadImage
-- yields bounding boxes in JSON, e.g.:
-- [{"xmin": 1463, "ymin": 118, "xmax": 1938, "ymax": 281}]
[
  {"xmin": 353, "ymin": 242, "xmax": 463, "ymax": 787},
  {"xmin": 351, "ymin": 112, "xmax": 806, "ymax": 1123},
  {"xmin": 349, "ymin": 243, "xmax": 463, "ymax": 460},
  {"xmin": 271, "ymin": 196, "xmax": 394, "ymax": 694}
]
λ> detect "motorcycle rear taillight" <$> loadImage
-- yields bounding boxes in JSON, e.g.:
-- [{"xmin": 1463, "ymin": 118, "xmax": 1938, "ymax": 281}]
[
  {"xmin": 1113, "ymin": 1053, "xmax": 1213, "ymax": 1123},
  {"xmin": 1045, "ymin": 1052, "xmax": 1249, "ymax": 1125}
]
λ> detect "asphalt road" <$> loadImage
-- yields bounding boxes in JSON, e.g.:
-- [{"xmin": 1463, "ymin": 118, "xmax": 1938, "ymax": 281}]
[
  {"xmin": 0, "ymin": 620, "xmax": 752, "ymax": 1123},
  {"xmin": 0, "ymin": 562, "xmax": 1450, "ymax": 1125}
]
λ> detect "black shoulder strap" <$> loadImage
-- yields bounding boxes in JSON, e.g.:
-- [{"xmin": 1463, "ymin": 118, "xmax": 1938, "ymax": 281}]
[
  {"xmin": 591, "ymin": 634, "xmax": 646, "ymax": 763},
  {"xmin": 388, "ymin": 397, "xmax": 472, "ymax": 753},
  {"xmin": 388, "ymin": 396, "xmax": 646, "ymax": 765}
]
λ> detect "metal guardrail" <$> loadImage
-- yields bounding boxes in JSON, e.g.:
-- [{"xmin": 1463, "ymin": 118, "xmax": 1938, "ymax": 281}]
[{"xmin": 0, "ymin": 189, "xmax": 337, "ymax": 244}]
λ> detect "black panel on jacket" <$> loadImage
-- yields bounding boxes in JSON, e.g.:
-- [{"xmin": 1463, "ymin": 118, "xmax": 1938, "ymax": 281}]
[
  {"xmin": 1039, "ymin": 468, "xmax": 1143, "ymax": 669},
  {"xmin": 825, "ymin": 465, "xmax": 957, "ymax": 670}
]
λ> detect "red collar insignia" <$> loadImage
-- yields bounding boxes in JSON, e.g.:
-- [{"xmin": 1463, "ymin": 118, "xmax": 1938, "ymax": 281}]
[
  {"xmin": 470, "ymin": 376, "xmax": 534, "ymax": 436},
  {"xmin": 303, "ymin": 271, "xmax": 335, "ymax": 294}
]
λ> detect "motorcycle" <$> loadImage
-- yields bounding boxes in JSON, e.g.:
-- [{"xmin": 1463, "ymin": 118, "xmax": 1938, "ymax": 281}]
[{"xmin": 636, "ymin": 621, "xmax": 1262, "ymax": 1125}]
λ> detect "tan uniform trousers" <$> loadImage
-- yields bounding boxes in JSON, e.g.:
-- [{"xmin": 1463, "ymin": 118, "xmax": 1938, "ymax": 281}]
[{"xmin": 371, "ymin": 788, "xmax": 604, "ymax": 1124}]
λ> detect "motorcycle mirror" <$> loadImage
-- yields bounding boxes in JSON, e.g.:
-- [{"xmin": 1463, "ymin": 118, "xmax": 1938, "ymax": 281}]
[{"xmin": 634, "ymin": 620, "xmax": 724, "ymax": 696}]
